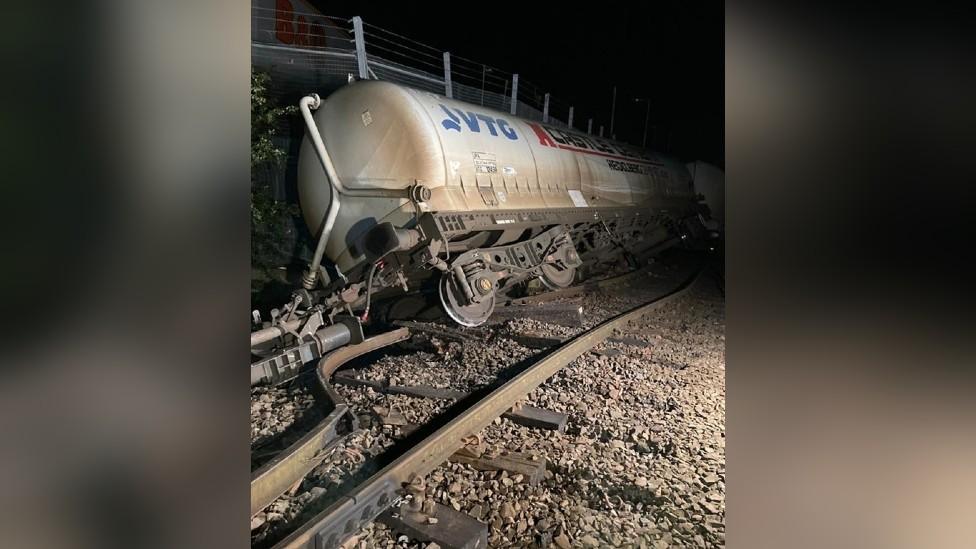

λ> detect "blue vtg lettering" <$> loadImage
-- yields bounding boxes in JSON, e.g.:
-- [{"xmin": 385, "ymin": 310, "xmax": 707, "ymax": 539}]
[{"xmin": 439, "ymin": 104, "xmax": 518, "ymax": 140}]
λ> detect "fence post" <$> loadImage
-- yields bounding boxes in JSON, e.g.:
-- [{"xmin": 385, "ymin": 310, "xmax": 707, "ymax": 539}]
[
  {"xmin": 443, "ymin": 52, "xmax": 453, "ymax": 98},
  {"xmin": 352, "ymin": 16, "xmax": 369, "ymax": 79},
  {"xmin": 610, "ymin": 85, "xmax": 617, "ymax": 136},
  {"xmin": 542, "ymin": 93, "xmax": 550, "ymax": 123},
  {"xmin": 568, "ymin": 106, "xmax": 574, "ymax": 129},
  {"xmin": 510, "ymin": 74, "xmax": 519, "ymax": 115},
  {"xmin": 587, "ymin": 118, "xmax": 593, "ymax": 134}
]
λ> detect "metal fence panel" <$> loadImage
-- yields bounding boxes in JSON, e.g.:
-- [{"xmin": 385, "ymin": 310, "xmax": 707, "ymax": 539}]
[{"xmin": 251, "ymin": 12, "xmax": 585, "ymax": 129}]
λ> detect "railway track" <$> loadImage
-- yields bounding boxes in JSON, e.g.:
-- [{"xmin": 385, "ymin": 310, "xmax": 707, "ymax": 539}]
[{"xmin": 252, "ymin": 256, "xmax": 707, "ymax": 549}]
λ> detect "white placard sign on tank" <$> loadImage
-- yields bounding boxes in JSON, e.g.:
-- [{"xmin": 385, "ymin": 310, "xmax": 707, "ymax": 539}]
[{"xmin": 568, "ymin": 190, "xmax": 589, "ymax": 208}]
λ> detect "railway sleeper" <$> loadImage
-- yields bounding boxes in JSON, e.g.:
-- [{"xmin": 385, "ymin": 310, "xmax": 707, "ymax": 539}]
[
  {"xmin": 378, "ymin": 501, "xmax": 488, "ymax": 549},
  {"xmin": 448, "ymin": 450, "xmax": 547, "ymax": 486}
]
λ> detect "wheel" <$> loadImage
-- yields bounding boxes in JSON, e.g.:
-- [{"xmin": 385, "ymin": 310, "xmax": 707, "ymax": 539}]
[
  {"xmin": 438, "ymin": 272, "xmax": 495, "ymax": 327},
  {"xmin": 539, "ymin": 263, "xmax": 576, "ymax": 290}
]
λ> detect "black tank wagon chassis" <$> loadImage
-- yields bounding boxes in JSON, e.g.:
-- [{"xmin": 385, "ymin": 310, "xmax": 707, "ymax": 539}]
[
  {"xmin": 266, "ymin": 266, "xmax": 704, "ymax": 549},
  {"xmin": 328, "ymin": 203, "xmax": 699, "ymax": 327}
]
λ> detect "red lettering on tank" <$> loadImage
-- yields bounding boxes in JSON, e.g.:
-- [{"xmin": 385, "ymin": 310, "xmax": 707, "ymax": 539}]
[
  {"xmin": 527, "ymin": 123, "xmax": 556, "ymax": 147},
  {"xmin": 529, "ymin": 122, "xmax": 665, "ymax": 166}
]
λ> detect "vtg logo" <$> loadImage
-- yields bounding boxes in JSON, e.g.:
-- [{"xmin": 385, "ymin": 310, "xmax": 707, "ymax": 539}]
[{"xmin": 439, "ymin": 105, "xmax": 518, "ymax": 140}]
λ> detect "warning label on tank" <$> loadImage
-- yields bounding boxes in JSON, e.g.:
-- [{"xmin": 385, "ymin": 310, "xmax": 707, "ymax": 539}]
[
  {"xmin": 607, "ymin": 159, "xmax": 673, "ymax": 182},
  {"xmin": 472, "ymin": 152, "xmax": 497, "ymax": 174},
  {"xmin": 607, "ymin": 159, "xmax": 647, "ymax": 174},
  {"xmin": 568, "ymin": 190, "xmax": 589, "ymax": 208}
]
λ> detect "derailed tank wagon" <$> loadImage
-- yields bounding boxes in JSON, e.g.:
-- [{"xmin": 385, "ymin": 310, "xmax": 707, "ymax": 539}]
[{"xmin": 251, "ymin": 80, "xmax": 707, "ymax": 383}]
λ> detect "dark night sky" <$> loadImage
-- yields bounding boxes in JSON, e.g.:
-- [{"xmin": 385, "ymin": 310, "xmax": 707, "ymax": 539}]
[{"xmin": 312, "ymin": 2, "xmax": 724, "ymax": 167}]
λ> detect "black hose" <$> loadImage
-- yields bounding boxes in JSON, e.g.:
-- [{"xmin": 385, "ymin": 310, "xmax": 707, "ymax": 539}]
[{"xmin": 360, "ymin": 261, "xmax": 380, "ymax": 321}]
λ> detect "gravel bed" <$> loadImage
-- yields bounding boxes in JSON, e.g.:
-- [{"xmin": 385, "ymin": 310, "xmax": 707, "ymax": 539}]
[
  {"xmin": 348, "ymin": 339, "xmax": 538, "ymax": 394},
  {"xmin": 353, "ymin": 271, "xmax": 725, "ymax": 548},
  {"xmin": 250, "ymin": 384, "xmax": 317, "ymax": 446},
  {"xmin": 251, "ymin": 428, "xmax": 377, "ymax": 546},
  {"xmin": 251, "ymin": 256, "xmax": 725, "ymax": 548}
]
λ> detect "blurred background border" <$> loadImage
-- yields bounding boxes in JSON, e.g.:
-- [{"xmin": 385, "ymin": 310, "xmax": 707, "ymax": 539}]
[{"xmin": 1, "ymin": 2, "xmax": 974, "ymax": 548}]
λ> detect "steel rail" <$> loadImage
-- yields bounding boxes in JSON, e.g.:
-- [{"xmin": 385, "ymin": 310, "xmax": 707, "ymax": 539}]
[
  {"xmin": 251, "ymin": 329, "xmax": 411, "ymax": 518},
  {"xmin": 274, "ymin": 267, "xmax": 703, "ymax": 549}
]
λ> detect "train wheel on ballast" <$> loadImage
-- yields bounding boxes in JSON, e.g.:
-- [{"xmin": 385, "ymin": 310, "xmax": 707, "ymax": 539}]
[
  {"xmin": 539, "ymin": 263, "xmax": 576, "ymax": 290},
  {"xmin": 438, "ymin": 271, "xmax": 496, "ymax": 327}
]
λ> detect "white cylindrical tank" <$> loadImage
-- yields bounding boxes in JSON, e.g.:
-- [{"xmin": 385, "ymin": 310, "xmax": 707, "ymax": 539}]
[{"xmin": 299, "ymin": 80, "xmax": 694, "ymax": 271}]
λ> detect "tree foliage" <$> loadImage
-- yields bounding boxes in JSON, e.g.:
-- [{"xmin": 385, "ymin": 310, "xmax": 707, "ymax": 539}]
[{"xmin": 251, "ymin": 70, "xmax": 298, "ymax": 273}]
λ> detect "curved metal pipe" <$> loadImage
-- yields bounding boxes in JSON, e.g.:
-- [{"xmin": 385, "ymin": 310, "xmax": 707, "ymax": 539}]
[
  {"xmin": 300, "ymin": 94, "xmax": 342, "ymax": 289},
  {"xmin": 300, "ymin": 94, "xmax": 347, "ymax": 195}
]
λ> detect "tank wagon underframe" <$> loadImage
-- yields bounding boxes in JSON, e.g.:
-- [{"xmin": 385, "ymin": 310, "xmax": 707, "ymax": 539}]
[
  {"xmin": 250, "ymin": 200, "xmax": 700, "ymax": 385},
  {"xmin": 420, "ymin": 204, "xmax": 693, "ymax": 277},
  {"xmin": 423, "ymin": 205, "xmax": 686, "ymax": 240},
  {"xmin": 330, "ymin": 200, "xmax": 699, "ymax": 325}
]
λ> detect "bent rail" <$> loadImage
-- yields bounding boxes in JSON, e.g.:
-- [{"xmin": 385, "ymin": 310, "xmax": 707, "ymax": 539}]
[
  {"xmin": 250, "ymin": 328, "xmax": 412, "ymax": 517},
  {"xmin": 275, "ymin": 267, "xmax": 704, "ymax": 548}
]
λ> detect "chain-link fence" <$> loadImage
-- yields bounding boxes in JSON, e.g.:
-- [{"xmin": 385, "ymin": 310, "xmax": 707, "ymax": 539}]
[{"xmin": 252, "ymin": 6, "xmax": 589, "ymax": 131}]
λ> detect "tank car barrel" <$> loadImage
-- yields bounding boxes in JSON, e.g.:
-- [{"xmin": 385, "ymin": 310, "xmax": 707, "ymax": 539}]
[
  {"xmin": 299, "ymin": 93, "xmax": 413, "ymax": 200},
  {"xmin": 289, "ymin": 81, "xmax": 707, "ymax": 327},
  {"xmin": 299, "ymin": 93, "xmax": 417, "ymax": 290}
]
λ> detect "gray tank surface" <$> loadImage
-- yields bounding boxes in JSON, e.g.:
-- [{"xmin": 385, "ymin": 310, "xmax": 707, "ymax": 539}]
[{"xmin": 298, "ymin": 80, "xmax": 696, "ymax": 274}]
